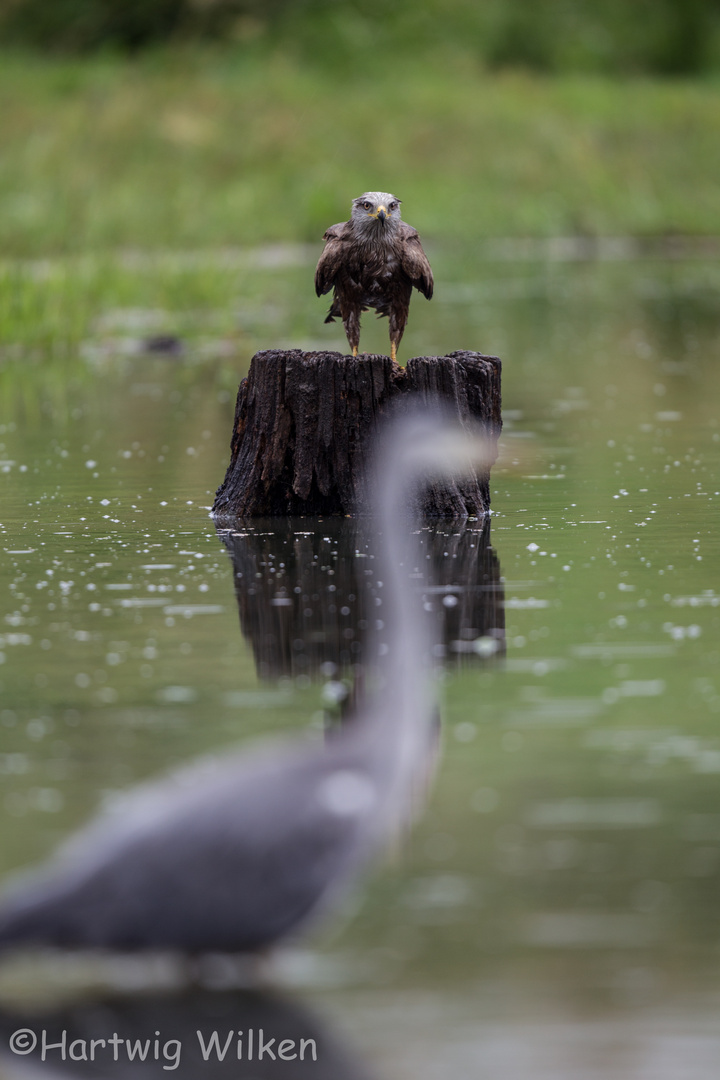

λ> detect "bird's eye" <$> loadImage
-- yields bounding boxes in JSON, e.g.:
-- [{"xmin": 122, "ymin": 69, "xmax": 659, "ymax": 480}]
[
  {"xmin": 363, "ymin": 201, "xmax": 372, "ymax": 210},
  {"xmin": 389, "ymin": 201, "xmax": 398, "ymax": 211}
]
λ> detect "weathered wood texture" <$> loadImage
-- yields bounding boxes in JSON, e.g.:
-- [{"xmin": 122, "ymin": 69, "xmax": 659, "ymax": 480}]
[{"xmin": 212, "ymin": 350, "xmax": 501, "ymax": 519}]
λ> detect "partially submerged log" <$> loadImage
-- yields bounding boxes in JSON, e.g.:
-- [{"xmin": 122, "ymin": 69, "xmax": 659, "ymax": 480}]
[{"xmin": 212, "ymin": 350, "xmax": 502, "ymax": 519}]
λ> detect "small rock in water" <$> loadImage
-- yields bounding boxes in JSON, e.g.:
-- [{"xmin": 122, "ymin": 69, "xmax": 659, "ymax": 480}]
[{"xmin": 141, "ymin": 335, "xmax": 184, "ymax": 356}]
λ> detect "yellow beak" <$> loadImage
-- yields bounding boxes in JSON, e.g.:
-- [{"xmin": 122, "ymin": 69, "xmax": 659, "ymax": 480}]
[{"xmin": 371, "ymin": 206, "xmax": 388, "ymax": 221}]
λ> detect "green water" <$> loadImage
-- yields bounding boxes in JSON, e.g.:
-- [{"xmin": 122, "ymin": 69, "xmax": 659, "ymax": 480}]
[{"xmin": 1, "ymin": 247, "xmax": 720, "ymax": 1077}]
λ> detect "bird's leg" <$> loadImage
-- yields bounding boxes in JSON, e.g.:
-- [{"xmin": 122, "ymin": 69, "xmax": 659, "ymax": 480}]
[
  {"xmin": 343, "ymin": 308, "xmax": 361, "ymax": 359},
  {"xmin": 389, "ymin": 311, "xmax": 406, "ymax": 365}
]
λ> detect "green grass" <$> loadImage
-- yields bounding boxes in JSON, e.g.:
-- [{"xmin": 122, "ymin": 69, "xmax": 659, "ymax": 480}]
[
  {"xmin": 1, "ymin": 48, "xmax": 719, "ymax": 259},
  {"xmin": 1, "ymin": 48, "xmax": 719, "ymax": 369}
]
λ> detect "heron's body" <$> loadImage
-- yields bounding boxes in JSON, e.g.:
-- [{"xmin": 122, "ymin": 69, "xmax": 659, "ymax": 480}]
[
  {"xmin": 0, "ymin": 730, "xmax": 397, "ymax": 953},
  {"xmin": 315, "ymin": 192, "xmax": 433, "ymax": 361}
]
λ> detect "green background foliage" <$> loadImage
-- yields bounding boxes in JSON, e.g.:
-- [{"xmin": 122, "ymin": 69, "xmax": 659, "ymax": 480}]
[
  {"xmin": 2, "ymin": 0, "xmax": 720, "ymax": 75},
  {"xmin": 1, "ymin": 51, "xmax": 719, "ymax": 261}
]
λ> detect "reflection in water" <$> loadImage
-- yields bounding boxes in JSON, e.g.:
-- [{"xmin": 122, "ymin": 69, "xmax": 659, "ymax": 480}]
[
  {"xmin": 218, "ymin": 518, "xmax": 504, "ymax": 680},
  {"xmin": 0, "ymin": 989, "xmax": 376, "ymax": 1079}
]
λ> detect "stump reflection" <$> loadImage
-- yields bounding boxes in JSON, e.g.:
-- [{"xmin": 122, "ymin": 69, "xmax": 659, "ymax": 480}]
[{"xmin": 217, "ymin": 518, "xmax": 504, "ymax": 681}]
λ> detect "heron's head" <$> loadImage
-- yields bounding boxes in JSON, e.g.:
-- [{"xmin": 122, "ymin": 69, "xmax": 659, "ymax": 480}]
[
  {"xmin": 369, "ymin": 406, "xmax": 500, "ymax": 520},
  {"xmin": 351, "ymin": 191, "xmax": 401, "ymax": 231}
]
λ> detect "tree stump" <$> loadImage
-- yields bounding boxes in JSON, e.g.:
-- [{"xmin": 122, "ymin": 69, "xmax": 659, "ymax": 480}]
[{"xmin": 212, "ymin": 350, "xmax": 502, "ymax": 520}]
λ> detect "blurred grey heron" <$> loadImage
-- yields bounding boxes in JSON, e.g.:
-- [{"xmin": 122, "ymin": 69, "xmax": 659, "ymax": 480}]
[{"xmin": 0, "ymin": 411, "xmax": 491, "ymax": 957}]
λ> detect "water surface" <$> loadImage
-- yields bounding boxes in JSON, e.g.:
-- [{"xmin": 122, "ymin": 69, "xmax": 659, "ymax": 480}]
[{"xmin": 1, "ymin": 248, "xmax": 719, "ymax": 1077}]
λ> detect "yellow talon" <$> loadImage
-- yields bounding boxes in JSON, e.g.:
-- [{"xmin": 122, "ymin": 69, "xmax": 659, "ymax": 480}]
[
  {"xmin": 390, "ymin": 343, "xmax": 397, "ymax": 362},
  {"xmin": 352, "ymin": 346, "xmax": 358, "ymax": 357}
]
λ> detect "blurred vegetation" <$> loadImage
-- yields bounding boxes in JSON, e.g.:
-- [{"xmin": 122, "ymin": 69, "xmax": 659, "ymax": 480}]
[
  {"xmin": 0, "ymin": 1, "xmax": 718, "ymax": 266},
  {"xmin": 1, "ymin": 48, "xmax": 719, "ymax": 259},
  {"xmin": 1, "ymin": 0, "xmax": 720, "ymax": 75}
]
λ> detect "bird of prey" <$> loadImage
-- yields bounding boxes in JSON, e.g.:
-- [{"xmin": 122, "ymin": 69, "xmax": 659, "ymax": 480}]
[{"xmin": 315, "ymin": 191, "xmax": 434, "ymax": 362}]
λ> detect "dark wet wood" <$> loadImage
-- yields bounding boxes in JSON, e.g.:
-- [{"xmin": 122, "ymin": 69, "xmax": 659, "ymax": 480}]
[{"xmin": 212, "ymin": 350, "xmax": 502, "ymax": 519}]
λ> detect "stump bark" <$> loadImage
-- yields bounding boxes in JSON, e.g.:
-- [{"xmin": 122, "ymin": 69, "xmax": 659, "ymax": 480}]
[{"xmin": 212, "ymin": 350, "xmax": 501, "ymax": 520}]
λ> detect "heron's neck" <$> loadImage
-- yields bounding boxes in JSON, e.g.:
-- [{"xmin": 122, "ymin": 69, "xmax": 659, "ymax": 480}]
[{"xmin": 370, "ymin": 467, "xmax": 435, "ymax": 742}]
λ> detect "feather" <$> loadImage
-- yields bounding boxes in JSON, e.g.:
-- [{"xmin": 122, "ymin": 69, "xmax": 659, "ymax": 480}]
[{"xmin": 399, "ymin": 227, "xmax": 434, "ymax": 300}]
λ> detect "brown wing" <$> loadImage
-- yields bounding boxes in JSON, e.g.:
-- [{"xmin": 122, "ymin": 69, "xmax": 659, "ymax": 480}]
[
  {"xmin": 399, "ymin": 225, "xmax": 434, "ymax": 300},
  {"xmin": 314, "ymin": 221, "xmax": 351, "ymax": 297}
]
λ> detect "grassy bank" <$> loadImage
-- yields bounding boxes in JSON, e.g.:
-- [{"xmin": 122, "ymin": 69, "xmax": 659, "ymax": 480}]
[{"xmin": 1, "ymin": 49, "xmax": 719, "ymax": 258}]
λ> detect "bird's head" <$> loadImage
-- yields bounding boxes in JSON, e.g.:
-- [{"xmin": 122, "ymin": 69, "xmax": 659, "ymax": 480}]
[{"xmin": 351, "ymin": 191, "xmax": 401, "ymax": 231}]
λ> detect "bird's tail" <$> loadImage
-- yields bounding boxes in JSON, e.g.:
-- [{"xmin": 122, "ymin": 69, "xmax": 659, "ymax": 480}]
[{"xmin": 324, "ymin": 298, "xmax": 341, "ymax": 324}]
